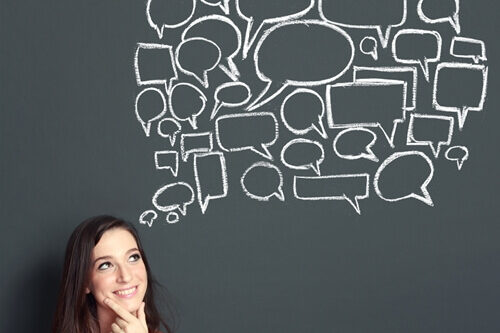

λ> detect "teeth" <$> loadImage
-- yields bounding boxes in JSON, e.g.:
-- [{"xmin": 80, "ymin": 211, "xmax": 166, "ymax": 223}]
[{"xmin": 115, "ymin": 286, "xmax": 136, "ymax": 296}]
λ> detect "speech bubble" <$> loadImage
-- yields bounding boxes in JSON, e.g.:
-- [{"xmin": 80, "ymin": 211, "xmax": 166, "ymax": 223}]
[
  {"xmin": 247, "ymin": 20, "xmax": 354, "ymax": 111},
  {"xmin": 152, "ymin": 182, "xmax": 195, "ymax": 216},
  {"xmin": 139, "ymin": 210, "xmax": 158, "ymax": 228},
  {"xmin": 392, "ymin": 29, "xmax": 442, "ymax": 81},
  {"xmin": 280, "ymin": 88, "xmax": 327, "ymax": 139},
  {"xmin": 240, "ymin": 161, "xmax": 285, "ymax": 201},
  {"xmin": 360, "ymin": 36, "xmax": 378, "ymax": 61},
  {"xmin": 450, "ymin": 36, "xmax": 487, "ymax": 63},
  {"xmin": 215, "ymin": 112, "xmax": 279, "ymax": 160},
  {"xmin": 201, "ymin": 0, "xmax": 230, "ymax": 15},
  {"xmin": 406, "ymin": 113, "xmax": 454, "ymax": 158},
  {"xmin": 374, "ymin": 151, "xmax": 434, "ymax": 207},
  {"xmin": 182, "ymin": 15, "xmax": 242, "ymax": 79},
  {"xmin": 134, "ymin": 43, "xmax": 178, "ymax": 94},
  {"xmin": 326, "ymin": 79, "xmax": 407, "ymax": 147},
  {"xmin": 168, "ymin": 82, "xmax": 207, "ymax": 130},
  {"xmin": 154, "ymin": 150, "xmax": 179, "ymax": 177},
  {"xmin": 194, "ymin": 152, "xmax": 228, "ymax": 214},
  {"xmin": 180, "ymin": 132, "xmax": 214, "ymax": 162},
  {"xmin": 211, "ymin": 81, "xmax": 252, "ymax": 119},
  {"xmin": 319, "ymin": 0, "xmax": 407, "ymax": 48},
  {"xmin": 417, "ymin": 0, "xmax": 460, "ymax": 34},
  {"xmin": 146, "ymin": 0, "xmax": 196, "ymax": 39},
  {"xmin": 432, "ymin": 62, "xmax": 488, "ymax": 130},
  {"xmin": 157, "ymin": 118, "xmax": 181, "ymax": 146},
  {"xmin": 175, "ymin": 37, "xmax": 222, "ymax": 88},
  {"xmin": 135, "ymin": 87, "xmax": 167, "ymax": 137},
  {"xmin": 166, "ymin": 211, "xmax": 180, "ymax": 224},
  {"xmin": 445, "ymin": 145, "xmax": 469, "ymax": 170},
  {"xmin": 235, "ymin": 0, "xmax": 315, "ymax": 59},
  {"xmin": 333, "ymin": 128, "xmax": 379, "ymax": 162},
  {"xmin": 293, "ymin": 174, "xmax": 370, "ymax": 215},
  {"xmin": 280, "ymin": 138, "xmax": 325, "ymax": 176}
]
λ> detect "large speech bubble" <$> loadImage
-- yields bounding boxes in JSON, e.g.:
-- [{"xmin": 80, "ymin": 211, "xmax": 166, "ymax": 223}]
[
  {"xmin": 180, "ymin": 132, "xmax": 214, "ymax": 162},
  {"xmin": 333, "ymin": 128, "xmax": 379, "ymax": 162},
  {"xmin": 247, "ymin": 20, "xmax": 354, "ymax": 111},
  {"xmin": 445, "ymin": 145, "xmax": 469, "ymax": 170},
  {"xmin": 374, "ymin": 151, "xmax": 434, "ymax": 207},
  {"xmin": 392, "ymin": 29, "xmax": 442, "ymax": 81},
  {"xmin": 135, "ymin": 87, "xmax": 167, "ymax": 137},
  {"xmin": 293, "ymin": 174, "xmax": 370, "ymax": 215},
  {"xmin": 360, "ymin": 36, "xmax": 378, "ymax": 61},
  {"xmin": 168, "ymin": 82, "xmax": 207, "ymax": 130},
  {"xmin": 194, "ymin": 152, "xmax": 228, "ymax": 214},
  {"xmin": 280, "ymin": 138, "xmax": 325, "ymax": 176},
  {"xmin": 406, "ymin": 113, "xmax": 454, "ymax": 158},
  {"xmin": 154, "ymin": 150, "xmax": 179, "ymax": 177},
  {"xmin": 240, "ymin": 161, "xmax": 285, "ymax": 202},
  {"xmin": 211, "ymin": 81, "xmax": 252, "ymax": 119},
  {"xmin": 417, "ymin": 0, "xmax": 460, "ymax": 34},
  {"xmin": 152, "ymin": 182, "xmax": 195, "ymax": 215},
  {"xmin": 215, "ymin": 112, "xmax": 279, "ymax": 160},
  {"xmin": 235, "ymin": 0, "xmax": 315, "ymax": 58},
  {"xmin": 146, "ymin": 0, "xmax": 196, "ymax": 39},
  {"xmin": 450, "ymin": 36, "xmax": 487, "ymax": 63},
  {"xmin": 432, "ymin": 62, "xmax": 488, "ymax": 130},
  {"xmin": 157, "ymin": 118, "xmax": 182, "ymax": 146},
  {"xmin": 319, "ymin": 0, "xmax": 407, "ymax": 48},
  {"xmin": 134, "ymin": 43, "xmax": 178, "ymax": 93},
  {"xmin": 201, "ymin": 0, "xmax": 230, "ymax": 15}
]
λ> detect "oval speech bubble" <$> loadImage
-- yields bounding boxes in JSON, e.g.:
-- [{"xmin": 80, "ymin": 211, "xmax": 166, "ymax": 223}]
[
  {"xmin": 240, "ymin": 161, "xmax": 285, "ymax": 202},
  {"xmin": 211, "ymin": 81, "xmax": 252, "ymax": 119},
  {"xmin": 417, "ymin": 0, "xmax": 460, "ymax": 34},
  {"xmin": 146, "ymin": 0, "xmax": 196, "ymax": 39},
  {"xmin": 168, "ymin": 82, "xmax": 207, "ymax": 130},
  {"xmin": 280, "ymin": 138, "xmax": 325, "ymax": 176},
  {"xmin": 152, "ymin": 182, "xmax": 195, "ymax": 216},
  {"xmin": 135, "ymin": 87, "xmax": 167, "ymax": 137},
  {"xmin": 333, "ymin": 127, "xmax": 379, "ymax": 162},
  {"xmin": 157, "ymin": 118, "xmax": 182, "ymax": 146},
  {"xmin": 445, "ymin": 145, "xmax": 469, "ymax": 170}
]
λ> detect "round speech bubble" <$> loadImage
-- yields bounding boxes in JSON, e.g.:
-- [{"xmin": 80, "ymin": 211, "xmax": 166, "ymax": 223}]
[
  {"xmin": 445, "ymin": 145, "xmax": 469, "ymax": 170},
  {"xmin": 135, "ymin": 87, "xmax": 167, "ymax": 137},
  {"xmin": 417, "ymin": 0, "xmax": 460, "ymax": 34},
  {"xmin": 139, "ymin": 210, "xmax": 158, "ymax": 228},
  {"xmin": 280, "ymin": 138, "xmax": 325, "ymax": 176},
  {"xmin": 152, "ymin": 182, "xmax": 195, "ymax": 216},
  {"xmin": 157, "ymin": 118, "xmax": 182, "ymax": 146},
  {"xmin": 168, "ymin": 82, "xmax": 207, "ymax": 130},
  {"xmin": 240, "ymin": 161, "xmax": 285, "ymax": 201},
  {"xmin": 360, "ymin": 36, "xmax": 378, "ymax": 61},
  {"xmin": 211, "ymin": 82, "xmax": 252, "ymax": 119},
  {"xmin": 146, "ymin": 0, "xmax": 196, "ymax": 39},
  {"xmin": 333, "ymin": 128, "xmax": 379, "ymax": 162}
]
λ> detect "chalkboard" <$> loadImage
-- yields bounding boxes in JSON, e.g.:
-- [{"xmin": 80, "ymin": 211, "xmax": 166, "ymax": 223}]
[{"xmin": 1, "ymin": 0, "xmax": 500, "ymax": 332}]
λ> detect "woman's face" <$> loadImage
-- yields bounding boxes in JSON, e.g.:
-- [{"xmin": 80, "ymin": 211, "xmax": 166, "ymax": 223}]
[{"xmin": 86, "ymin": 228, "xmax": 148, "ymax": 314}]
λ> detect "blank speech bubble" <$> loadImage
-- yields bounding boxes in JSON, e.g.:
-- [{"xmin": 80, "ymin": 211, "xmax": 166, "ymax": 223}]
[
  {"xmin": 433, "ymin": 62, "xmax": 488, "ymax": 130},
  {"xmin": 215, "ymin": 112, "xmax": 279, "ymax": 160},
  {"xmin": 248, "ymin": 20, "xmax": 354, "ymax": 111},
  {"xmin": 211, "ymin": 81, "xmax": 252, "ymax": 119},
  {"xmin": 236, "ymin": 0, "xmax": 315, "ymax": 58},
  {"xmin": 154, "ymin": 150, "xmax": 179, "ymax": 177},
  {"xmin": 146, "ymin": 0, "xmax": 196, "ymax": 39},
  {"xmin": 201, "ymin": 0, "xmax": 230, "ymax": 15},
  {"xmin": 194, "ymin": 152, "xmax": 228, "ymax": 214},
  {"xmin": 280, "ymin": 88, "xmax": 327, "ymax": 139},
  {"xmin": 240, "ymin": 161, "xmax": 285, "ymax": 202},
  {"xmin": 450, "ymin": 36, "xmax": 487, "ymax": 63},
  {"xmin": 392, "ymin": 29, "xmax": 442, "ymax": 81},
  {"xmin": 293, "ymin": 174, "xmax": 370, "ymax": 215},
  {"xmin": 360, "ymin": 36, "xmax": 378, "ymax": 61},
  {"xmin": 445, "ymin": 145, "xmax": 469, "ymax": 170},
  {"xmin": 333, "ymin": 127, "xmax": 379, "ymax": 162},
  {"xmin": 406, "ymin": 113, "xmax": 454, "ymax": 158},
  {"xmin": 169, "ymin": 82, "xmax": 207, "ymax": 130},
  {"xmin": 135, "ymin": 87, "xmax": 167, "ymax": 137},
  {"xmin": 166, "ymin": 211, "xmax": 180, "ymax": 224},
  {"xmin": 280, "ymin": 138, "xmax": 325, "ymax": 176},
  {"xmin": 152, "ymin": 182, "xmax": 195, "ymax": 216},
  {"xmin": 139, "ymin": 210, "xmax": 158, "ymax": 228},
  {"xmin": 417, "ymin": 0, "xmax": 460, "ymax": 34},
  {"xmin": 180, "ymin": 132, "xmax": 214, "ymax": 162},
  {"xmin": 374, "ymin": 151, "xmax": 434, "ymax": 207},
  {"xmin": 134, "ymin": 43, "xmax": 178, "ymax": 93},
  {"xmin": 157, "ymin": 118, "xmax": 182, "ymax": 146},
  {"xmin": 319, "ymin": 0, "xmax": 407, "ymax": 48}
]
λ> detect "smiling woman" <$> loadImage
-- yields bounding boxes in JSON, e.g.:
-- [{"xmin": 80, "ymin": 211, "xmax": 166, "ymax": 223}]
[{"xmin": 52, "ymin": 215, "xmax": 173, "ymax": 333}]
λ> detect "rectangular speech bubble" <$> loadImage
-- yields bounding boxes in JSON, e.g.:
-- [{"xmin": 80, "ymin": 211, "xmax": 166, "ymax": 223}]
[
  {"xmin": 450, "ymin": 36, "xmax": 487, "ymax": 63},
  {"xmin": 194, "ymin": 152, "xmax": 228, "ymax": 214},
  {"xmin": 134, "ymin": 43, "xmax": 178, "ymax": 92},
  {"xmin": 406, "ymin": 114, "xmax": 454, "ymax": 158},
  {"xmin": 154, "ymin": 150, "xmax": 179, "ymax": 177},
  {"xmin": 180, "ymin": 132, "xmax": 213, "ymax": 161}
]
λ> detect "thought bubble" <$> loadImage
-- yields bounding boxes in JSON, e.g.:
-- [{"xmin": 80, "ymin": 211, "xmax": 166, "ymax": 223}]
[
  {"xmin": 146, "ymin": 0, "xmax": 196, "ymax": 39},
  {"xmin": 417, "ymin": 0, "xmax": 460, "ymax": 34},
  {"xmin": 157, "ymin": 118, "xmax": 182, "ymax": 146},
  {"xmin": 319, "ymin": 0, "xmax": 407, "ymax": 48},
  {"xmin": 235, "ymin": 0, "xmax": 315, "ymax": 58},
  {"xmin": 392, "ymin": 29, "xmax": 442, "ymax": 81},
  {"xmin": 333, "ymin": 128, "xmax": 379, "ymax": 162},
  {"xmin": 180, "ymin": 132, "xmax": 214, "ymax": 162},
  {"xmin": 374, "ymin": 151, "xmax": 434, "ymax": 206},
  {"xmin": 241, "ymin": 161, "xmax": 285, "ymax": 201},
  {"xmin": 194, "ymin": 152, "xmax": 228, "ymax": 214},
  {"xmin": 248, "ymin": 20, "xmax": 354, "ymax": 111},
  {"xmin": 201, "ymin": 0, "xmax": 230, "ymax": 15},
  {"xmin": 169, "ymin": 82, "xmax": 207, "ymax": 130},
  {"xmin": 280, "ymin": 88, "xmax": 327, "ymax": 139},
  {"xmin": 139, "ymin": 210, "xmax": 158, "ymax": 227},
  {"xmin": 152, "ymin": 182, "xmax": 195, "ymax": 215},
  {"xmin": 175, "ymin": 37, "xmax": 222, "ymax": 88},
  {"xmin": 154, "ymin": 150, "xmax": 179, "ymax": 177},
  {"xmin": 445, "ymin": 145, "xmax": 469, "ymax": 170},
  {"xmin": 211, "ymin": 82, "xmax": 252, "ymax": 119},
  {"xmin": 215, "ymin": 112, "xmax": 279, "ymax": 160},
  {"xmin": 135, "ymin": 87, "xmax": 167, "ymax": 137},
  {"xmin": 280, "ymin": 138, "xmax": 325, "ymax": 176},
  {"xmin": 360, "ymin": 36, "xmax": 378, "ymax": 61},
  {"xmin": 166, "ymin": 211, "xmax": 180, "ymax": 224},
  {"xmin": 450, "ymin": 37, "xmax": 487, "ymax": 63},
  {"xmin": 134, "ymin": 43, "xmax": 178, "ymax": 93},
  {"xmin": 406, "ymin": 114, "xmax": 454, "ymax": 158}
]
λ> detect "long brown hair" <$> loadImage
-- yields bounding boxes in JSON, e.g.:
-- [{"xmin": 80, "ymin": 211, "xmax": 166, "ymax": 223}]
[{"xmin": 52, "ymin": 215, "xmax": 174, "ymax": 333}]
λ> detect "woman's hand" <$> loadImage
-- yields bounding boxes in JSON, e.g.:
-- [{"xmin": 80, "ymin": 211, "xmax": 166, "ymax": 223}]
[{"xmin": 105, "ymin": 298, "xmax": 148, "ymax": 333}]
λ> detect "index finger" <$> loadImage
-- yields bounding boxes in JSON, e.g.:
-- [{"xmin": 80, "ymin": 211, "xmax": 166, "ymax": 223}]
[{"xmin": 104, "ymin": 298, "xmax": 135, "ymax": 322}]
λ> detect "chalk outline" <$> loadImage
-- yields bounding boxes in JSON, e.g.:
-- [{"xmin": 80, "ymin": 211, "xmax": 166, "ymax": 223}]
[
  {"xmin": 450, "ymin": 36, "xmax": 487, "ymax": 63},
  {"xmin": 280, "ymin": 138, "xmax": 325, "ymax": 176},
  {"xmin": 180, "ymin": 132, "xmax": 214, "ymax": 162},
  {"xmin": 168, "ymin": 82, "xmax": 207, "ymax": 130},
  {"xmin": 240, "ymin": 161, "xmax": 285, "ymax": 202},
  {"xmin": 157, "ymin": 118, "xmax": 182, "ymax": 146},
  {"xmin": 360, "ymin": 36, "xmax": 378, "ymax": 61},
  {"xmin": 146, "ymin": 0, "xmax": 197, "ymax": 39},
  {"xmin": 201, "ymin": 0, "xmax": 230, "ymax": 15},
  {"xmin": 333, "ymin": 127, "xmax": 379, "ymax": 162},
  {"xmin": 154, "ymin": 150, "xmax": 179, "ymax": 177},
  {"xmin": 193, "ymin": 152, "xmax": 229, "ymax": 214},
  {"xmin": 166, "ymin": 211, "xmax": 180, "ymax": 224},
  {"xmin": 134, "ymin": 43, "xmax": 178, "ymax": 93},
  {"xmin": 135, "ymin": 87, "xmax": 167, "ymax": 137},
  {"xmin": 139, "ymin": 210, "xmax": 158, "ymax": 228},
  {"xmin": 417, "ymin": 0, "xmax": 460, "ymax": 34},
  {"xmin": 406, "ymin": 113, "xmax": 454, "ymax": 158},
  {"xmin": 211, "ymin": 81, "xmax": 252, "ymax": 120},
  {"xmin": 152, "ymin": 181, "xmax": 195, "ymax": 215},
  {"xmin": 445, "ymin": 145, "xmax": 469, "ymax": 170}
]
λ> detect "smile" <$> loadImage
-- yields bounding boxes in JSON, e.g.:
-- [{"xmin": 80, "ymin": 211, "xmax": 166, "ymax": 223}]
[{"xmin": 113, "ymin": 286, "xmax": 138, "ymax": 298}]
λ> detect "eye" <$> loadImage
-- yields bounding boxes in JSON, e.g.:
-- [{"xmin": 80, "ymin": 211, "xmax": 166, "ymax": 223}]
[
  {"xmin": 129, "ymin": 253, "xmax": 141, "ymax": 262},
  {"xmin": 97, "ymin": 262, "xmax": 112, "ymax": 271}
]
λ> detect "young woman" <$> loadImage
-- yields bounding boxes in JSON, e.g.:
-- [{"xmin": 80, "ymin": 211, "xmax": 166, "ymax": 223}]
[{"xmin": 52, "ymin": 215, "xmax": 174, "ymax": 333}]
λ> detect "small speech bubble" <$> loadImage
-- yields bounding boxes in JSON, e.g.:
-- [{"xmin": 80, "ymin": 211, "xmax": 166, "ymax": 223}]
[
  {"xmin": 139, "ymin": 210, "xmax": 158, "ymax": 228},
  {"xmin": 333, "ymin": 127, "xmax": 379, "ymax": 162},
  {"xmin": 240, "ymin": 161, "xmax": 285, "ymax": 201},
  {"xmin": 450, "ymin": 36, "xmax": 487, "ymax": 63},
  {"xmin": 180, "ymin": 132, "xmax": 214, "ymax": 162},
  {"xmin": 166, "ymin": 211, "xmax": 180, "ymax": 224},
  {"xmin": 154, "ymin": 150, "xmax": 179, "ymax": 177},
  {"xmin": 175, "ymin": 37, "xmax": 221, "ymax": 88},
  {"xmin": 201, "ymin": 0, "xmax": 230, "ymax": 15},
  {"xmin": 235, "ymin": 0, "xmax": 315, "ymax": 58},
  {"xmin": 360, "ymin": 36, "xmax": 378, "ymax": 61},
  {"xmin": 135, "ymin": 87, "xmax": 167, "ymax": 137},
  {"xmin": 152, "ymin": 182, "xmax": 195, "ymax": 216},
  {"xmin": 134, "ymin": 43, "xmax": 178, "ymax": 93},
  {"xmin": 211, "ymin": 81, "xmax": 252, "ymax": 119},
  {"xmin": 445, "ymin": 145, "xmax": 469, "ymax": 170},
  {"xmin": 374, "ymin": 151, "xmax": 434, "ymax": 207},
  {"xmin": 194, "ymin": 152, "xmax": 228, "ymax": 214},
  {"xmin": 168, "ymin": 82, "xmax": 207, "ymax": 130},
  {"xmin": 146, "ymin": 0, "xmax": 196, "ymax": 39},
  {"xmin": 392, "ymin": 29, "xmax": 442, "ymax": 81},
  {"xmin": 280, "ymin": 88, "xmax": 327, "ymax": 139},
  {"xmin": 406, "ymin": 113, "xmax": 454, "ymax": 158},
  {"xmin": 280, "ymin": 138, "xmax": 325, "ymax": 176},
  {"xmin": 215, "ymin": 112, "xmax": 279, "ymax": 160},
  {"xmin": 417, "ymin": 0, "xmax": 460, "ymax": 34},
  {"xmin": 157, "ymin": 118, "xmax": 181, "ymax": 146}
]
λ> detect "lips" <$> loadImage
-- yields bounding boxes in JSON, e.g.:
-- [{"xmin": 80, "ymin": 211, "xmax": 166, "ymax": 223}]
[{"xmin": 113, "ymin": 285, "xmax": 138, "ymax": 298}]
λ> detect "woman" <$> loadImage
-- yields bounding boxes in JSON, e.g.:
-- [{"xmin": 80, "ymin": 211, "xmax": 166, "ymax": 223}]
[{"xmin": 52, "ymin": 215, "xmax": 174, "ymax": 333}]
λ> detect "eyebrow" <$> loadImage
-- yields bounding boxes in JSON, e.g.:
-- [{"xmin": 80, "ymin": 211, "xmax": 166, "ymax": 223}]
[{"xmin": 93, "ymin": 248, "xmax": 139, "ymax": 266}]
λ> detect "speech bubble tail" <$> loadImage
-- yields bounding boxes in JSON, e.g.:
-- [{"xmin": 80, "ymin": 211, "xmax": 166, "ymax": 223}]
[
  {"xmin": 450, "ymin": 14, "xmax": 461, "ymax": 35},
  {"xmin": 168, "ymin": 134, "xmax": 177, "ymax": 147},
  {"xmin": 187, "ymin": 116, "xmax": 198, "ymax": 130},
  {"xmin": 429, "ymin": 144, "xmax": 441, "ymax": 159},
  {"xmin": 275, "ymin": 187, "xmax": 285, "ymax": 202},
  {"xmin": 419, "ymin": 60, "xmax": 431, "ymax": 82},
  {"xmin": 218, "ymin": 64, "xmax": 239, "ymax": 82},
  {"xmin": 313, "ymin": 117, "xmax": 328, "ymax": 139},
  {"xmin": 457, "ymin": 107, "xmax": 469, "ymax": 130},
  {"xmin": 219, "ymin": 0, "xmax": 230, "ymax": 15},
  {"xmin": 199, "ymin": 196, "xmax": 210, "ymax": 214},
  {"xmin": 227, "ymin": 58, "xmax": 240, "ymax": 78},
  {"xmin": 343, "ymin": 194, "xmax": 362, "ymax": 215},
  {"xmin": 370, "ymin": 49, "xmax": 378, "ymax": 61},
  {"xmin": 376, "ymin": 26, "xmax": 392, "ymax": 49},
  {"xmin": 242, "ymin": 19, "xmax": 264, "ymax": 59},
  {"xmin": 414, "ymin": 187, "xmax": 434, "ymax": 207},
  {"xmin": 166, "ymin": 211, "xmax": 180, "ymax": 224},
  {"xmin": 193, "ymin": 71, "xmax": 210, "ymax": 89},
  {"xmin": 365, "ymin": 148, "xmax": 379, "ymax": 163},
  {"xmin": 169, "ymin": 164, "xmax": 179, "ymax": 178},
  {"xmin": 178, "ymin": 204, "xmax": 189, "ymax": 216},
  {"xmin": 251, "ymin": 144, "xmax": 274, "ymax": 160},
  {"xmin": 141, "ymin": 122, "xmax": 152, "ymax": 137},
  {"xmin": 247, "ymin": 81, "xmax": 287, "ymax": 111},
  {"xmin": 310, "ymin": 163, "xmax": 321, "ymax": 176},
  {"xmin": 378, "ymin": 121, "xmax": 399, "ymax": 148},
  {"xmin": 153, "ymin": 24, "xmax": 165, "ymax": 40},
  {"xmin": 210, "ymin": 102, "xmax": 223, "ymax": 120},
  {"xmin": 456, "ymin": 159, "xmax": 465, "ymax": 171}
]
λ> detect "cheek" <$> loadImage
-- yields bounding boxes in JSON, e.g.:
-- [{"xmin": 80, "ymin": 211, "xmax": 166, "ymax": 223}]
[{"xmin": 90, "ymin": 274, "xmax": 116, "ymax": 302}]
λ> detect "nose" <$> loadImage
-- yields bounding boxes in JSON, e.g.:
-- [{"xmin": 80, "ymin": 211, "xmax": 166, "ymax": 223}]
[{"xmin": 116, "ymin": 265, "xmax": 132, "ymax": 283}]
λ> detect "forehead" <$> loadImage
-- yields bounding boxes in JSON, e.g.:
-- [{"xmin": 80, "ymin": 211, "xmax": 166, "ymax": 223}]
[{"xmin": 92, "ymin": 228, "xmax": 138, "ymax": 258}]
